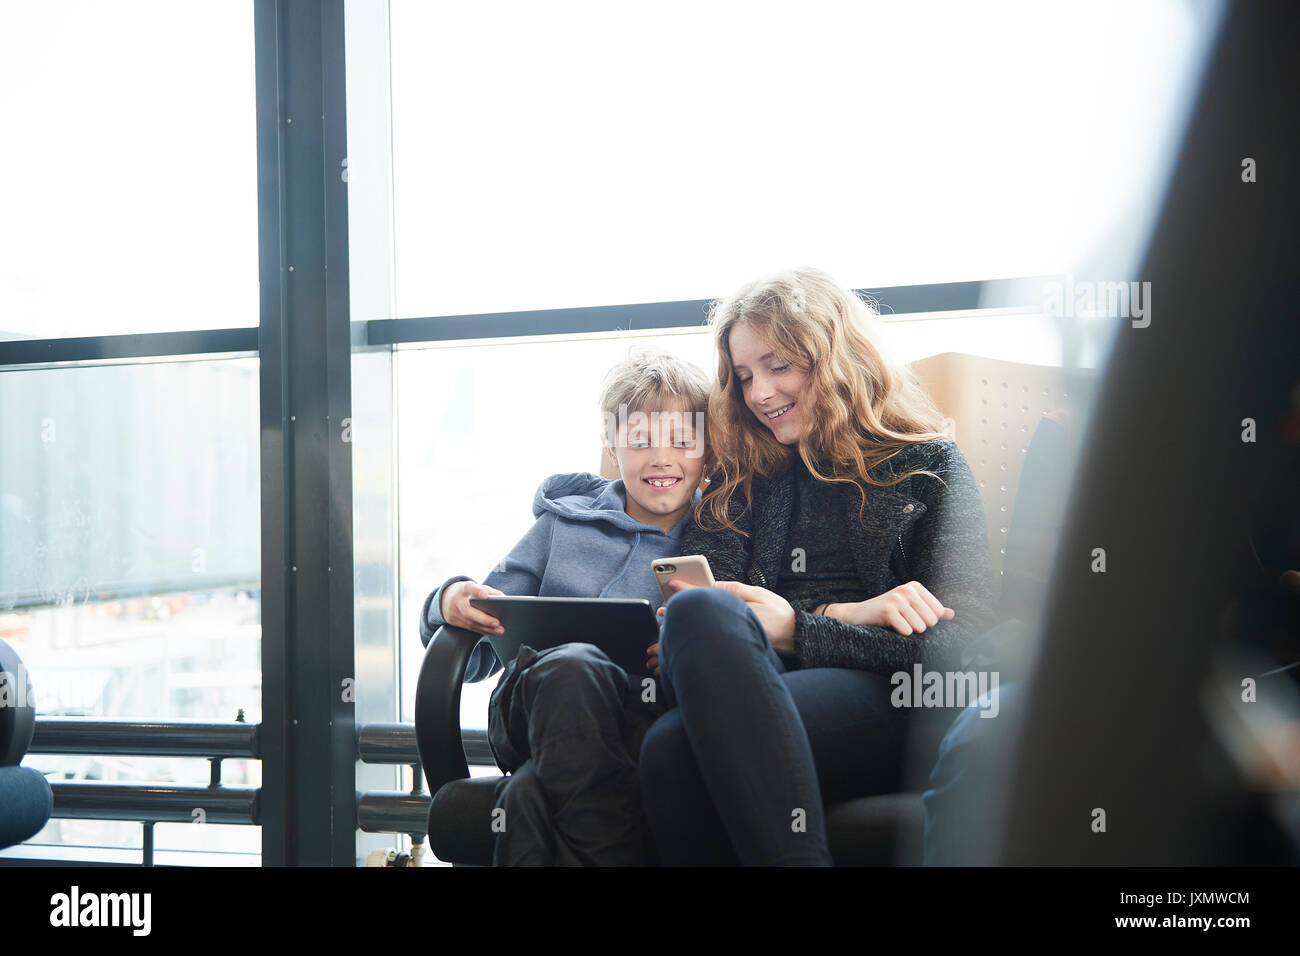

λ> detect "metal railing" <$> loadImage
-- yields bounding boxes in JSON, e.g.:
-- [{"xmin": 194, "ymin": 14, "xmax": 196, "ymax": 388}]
[
  {"xmin": 16, "ymin": 718, "xmax": 492, "ymax": 865},
  {"xmin": 354, "ymin": 723, "xmax": 493, "ymax": 837}
]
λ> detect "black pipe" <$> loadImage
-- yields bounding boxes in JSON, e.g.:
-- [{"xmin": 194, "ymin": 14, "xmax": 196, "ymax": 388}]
[
  {"xmin": 356, "ymin": 790, "xmax": 430, "ymax": 837},
  {"xmin": 50, "ymin": 782, "xmax": 259, "ymax": 825},
  {"xmin": 31, "ymin": 718, "xmax": 260, "ymax": 758}
]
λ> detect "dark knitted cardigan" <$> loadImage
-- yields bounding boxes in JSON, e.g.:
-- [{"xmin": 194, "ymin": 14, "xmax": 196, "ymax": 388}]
[{"xmin": 680, "ymin": 437, "xmax": 998, "ymax": 675}]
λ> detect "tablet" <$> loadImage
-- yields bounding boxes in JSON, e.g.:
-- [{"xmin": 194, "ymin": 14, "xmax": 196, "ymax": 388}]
[{"xmin": 468, "ymin": 596, "xmax": 659, "ymax": 678}]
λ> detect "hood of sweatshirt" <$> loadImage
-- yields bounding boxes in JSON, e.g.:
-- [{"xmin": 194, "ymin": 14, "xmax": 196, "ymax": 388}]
[
  {"xmin": 533, "ymin": 471, "xmax": 702, "ymax": 534},
  {"xmin": 441, "ymin": 471, "xmax": 704, "ymax": 683}
]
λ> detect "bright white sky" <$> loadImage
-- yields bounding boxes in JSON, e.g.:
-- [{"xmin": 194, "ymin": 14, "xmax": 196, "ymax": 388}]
[
  {"xmin": 0, "ymin": 0, "xmax": 1213, "ymax": 339},
  {"xmin": 388, "ymin": 0, "xmax": 1207, "ymax": 317},
  {"xmin": 0, "ymin": 1, "xmax": 259, "ymax": 340}
]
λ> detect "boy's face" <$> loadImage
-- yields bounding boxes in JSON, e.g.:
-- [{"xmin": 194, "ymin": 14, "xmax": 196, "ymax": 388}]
[{"xmin": 603, "ymin": 405, "xmax": 706, "ymax": 530}]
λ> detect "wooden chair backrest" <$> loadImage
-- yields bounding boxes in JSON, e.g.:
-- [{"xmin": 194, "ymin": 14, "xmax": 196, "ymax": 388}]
[{"xmin": 910, "ymin": 352, "xmax": 1094, "ymax": 574}]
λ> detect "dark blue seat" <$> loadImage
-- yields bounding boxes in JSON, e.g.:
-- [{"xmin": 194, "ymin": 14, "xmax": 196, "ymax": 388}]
[{"xmin": 0, "ymin": 638, "xmax": 53, "ymax": 850}]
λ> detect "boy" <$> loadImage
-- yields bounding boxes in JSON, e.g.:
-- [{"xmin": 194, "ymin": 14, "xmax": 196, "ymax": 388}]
[{"xmin": 418, "ymin": 346, "xmax": 711, "ymax": 865}]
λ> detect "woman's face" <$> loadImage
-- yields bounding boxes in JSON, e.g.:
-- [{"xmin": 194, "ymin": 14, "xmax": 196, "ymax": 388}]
[{"xmin": 727, "ymin": 320, "xmax": 809, "ymax": 446}]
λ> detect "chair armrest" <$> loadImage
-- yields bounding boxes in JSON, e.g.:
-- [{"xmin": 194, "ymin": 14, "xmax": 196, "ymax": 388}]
[
  {"xmin": 414, "ymin": 624, "xmax": 483, "ymax": 793},
  {"xmin": 0, "ymin": 639, "xmax": 36, "ymax": 768}
]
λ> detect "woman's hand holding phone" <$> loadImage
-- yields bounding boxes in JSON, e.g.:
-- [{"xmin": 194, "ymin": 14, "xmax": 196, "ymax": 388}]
[
  {"xmin": 441, "ymin": 580, "xmax": 507, "ymax": 634},
  {"xmin": 822, "ymin": 581, "xmax": 954, "ymax": 635},
  {"xmin": 714, "ymin": 580, "xmax": 797, "ymax": 654},
  {"xmin": 647, "ymin": 577, "xmax": 796, "ymax": 668},
  {"xmin": 646, "ymin": 577, "xmax": 954, "ymax": 672}
]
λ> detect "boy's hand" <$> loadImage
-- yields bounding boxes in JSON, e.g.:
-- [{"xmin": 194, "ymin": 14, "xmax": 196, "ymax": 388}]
[
  {"xmin": 441, "ymin": 580, "xmax": 506, "ymax": 634},
  {"xmin": 823, "ymin": 581, "xmax": 954, "ymax": 635}
]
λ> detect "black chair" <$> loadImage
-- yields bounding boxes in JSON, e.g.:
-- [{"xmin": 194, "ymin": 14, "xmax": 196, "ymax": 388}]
[{"xmin": 415, "ymin": 620, "xmax": 936, "ymax": 865}]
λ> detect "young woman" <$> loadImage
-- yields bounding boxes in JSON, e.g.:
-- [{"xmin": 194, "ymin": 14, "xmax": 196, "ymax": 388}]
[{"xmin": 639, "ymin": 267, "xmax": 998, "ymax": 865}]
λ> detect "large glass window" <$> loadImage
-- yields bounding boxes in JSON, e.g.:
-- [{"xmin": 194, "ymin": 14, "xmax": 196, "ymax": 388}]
[
  {"xmin": 0, "ymin": 1, "xmax": 258, "ymax": 341},
  {"xmin": 381, "ymin": 0, "xmax": 1210, "ymax": 318},
  {"xmin": 0, "ymin": 356, "xmax": 261, "ymax": 863},
  {"xmin": 345, "ymin": 0, "xmax": 1214, "ymax": 743},
  {"xmin": 0, "ymin": 0, "xmax": 1230, "ymax": 868},
  {"xmin": 338, "ymin": 0, "xmax": 1225, "ymax": 865}
]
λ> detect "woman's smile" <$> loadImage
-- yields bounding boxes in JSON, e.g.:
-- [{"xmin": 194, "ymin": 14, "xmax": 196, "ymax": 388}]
[{"xmin": 758, "ymin": 398, "xmax": 803, "ymax": 442}]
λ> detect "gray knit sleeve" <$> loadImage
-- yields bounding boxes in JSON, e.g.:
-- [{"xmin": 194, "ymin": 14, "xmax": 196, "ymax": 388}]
[{"xmin": 790, "ymin": 440, "xmax": 998, "ymax": 674}]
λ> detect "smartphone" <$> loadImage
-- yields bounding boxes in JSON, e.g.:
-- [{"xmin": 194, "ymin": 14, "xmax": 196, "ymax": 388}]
[{"xmin": 652, "ymin": 555, "xmax": 716, "ymax": 602}]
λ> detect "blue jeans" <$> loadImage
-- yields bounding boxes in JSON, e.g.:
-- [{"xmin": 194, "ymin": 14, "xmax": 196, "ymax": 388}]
[
  {"xmin": 639, "ymin": 587, "xmax": 944, "ymax": 865},
  {"xmin": 922, "ymin": 680, "xmax": 1025, "ymax": 865}
]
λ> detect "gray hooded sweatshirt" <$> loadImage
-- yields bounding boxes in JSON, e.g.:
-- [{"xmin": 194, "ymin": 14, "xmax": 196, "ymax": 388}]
[{"xmin": 419, "ymin": 472, "xmax": 703, "ymax": 683}]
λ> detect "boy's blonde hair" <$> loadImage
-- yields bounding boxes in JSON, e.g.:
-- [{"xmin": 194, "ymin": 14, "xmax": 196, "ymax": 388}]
[{"xmin": 599, "ymin": 346, "xmax": 711, "ymax": 445}]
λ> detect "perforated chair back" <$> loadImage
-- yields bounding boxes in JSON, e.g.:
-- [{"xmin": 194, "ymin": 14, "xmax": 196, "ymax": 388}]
[{"xmin": 909, "ymin": 352, "xmax": 1094, "ymax": 576}]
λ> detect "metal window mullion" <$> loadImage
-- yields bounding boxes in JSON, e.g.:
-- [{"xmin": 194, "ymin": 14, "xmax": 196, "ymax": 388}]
[{"xmin": 255, "ymin": 0, "xmax": 355, "ymax": 868}]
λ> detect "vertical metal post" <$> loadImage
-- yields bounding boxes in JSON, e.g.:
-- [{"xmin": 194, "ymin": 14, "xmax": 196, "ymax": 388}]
[{"xmin": 255, "ymin": 0, "xmax": 356, "ymax": 867}]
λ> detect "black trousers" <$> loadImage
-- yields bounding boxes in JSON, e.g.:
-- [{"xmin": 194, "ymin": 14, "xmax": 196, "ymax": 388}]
[{"xmin": 487, "ymin": 642, "xmax": 666, "ymax": 866}]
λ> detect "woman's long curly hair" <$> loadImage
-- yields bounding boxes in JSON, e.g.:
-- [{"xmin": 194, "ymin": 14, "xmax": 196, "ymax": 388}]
[{"xmin": 698, "ymin": 266, "xmax": 951, "ymax": 535}]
